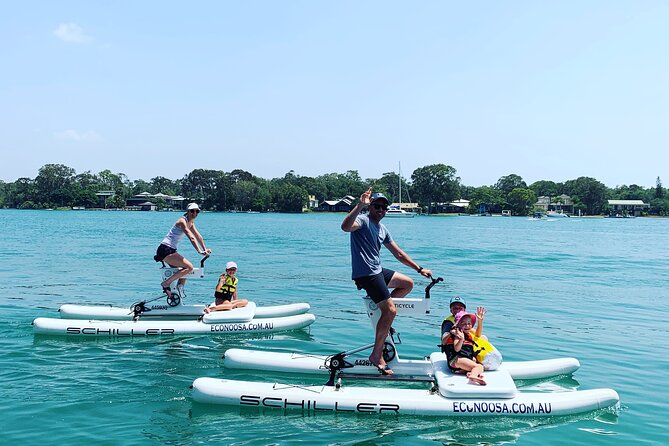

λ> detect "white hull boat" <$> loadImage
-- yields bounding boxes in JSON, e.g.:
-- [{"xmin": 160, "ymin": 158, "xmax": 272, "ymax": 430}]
[
  {"xmin": 33, "ymin": 312, "xmax": 315, "ymax": 337},
  {"xmin": 192, "ymin": 277, "xmax": 619, "ymax": 417},
  {"xmin": 223, "ymin": 348, "xmax": 580, "ymax": 380},
  {"xmin": 384, "ymin": 207, "xmax": 417, "ymax": 218},
  {"xmin": 192, "ymin": 352, "xmax": 619, "ymax": 416},
  {"xmin": 385, "ymin": 162, "xmax": 417, "ymax": 218}
]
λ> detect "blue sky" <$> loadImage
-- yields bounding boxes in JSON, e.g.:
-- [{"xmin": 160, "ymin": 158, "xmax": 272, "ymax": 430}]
[{"xmin": 2, "ymin": 1, "xmax": 668, "ymax": 188}]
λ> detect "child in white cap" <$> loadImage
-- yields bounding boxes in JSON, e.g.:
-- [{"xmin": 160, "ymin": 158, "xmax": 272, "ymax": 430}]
[{"xmin": 204, "ymin": 261, "xmax": 248, "ymax": 313}]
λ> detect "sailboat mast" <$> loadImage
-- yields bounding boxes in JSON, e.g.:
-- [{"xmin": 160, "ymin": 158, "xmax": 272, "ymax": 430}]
[{"xmin": 398, "ymin": 162, "xmax": 402, "ymax": 208}]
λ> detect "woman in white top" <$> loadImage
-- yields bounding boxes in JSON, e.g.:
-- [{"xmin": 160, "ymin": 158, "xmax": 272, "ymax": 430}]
[{"xmin": 154, "ymin": 202, "xmax": 212, "ymax": 299}]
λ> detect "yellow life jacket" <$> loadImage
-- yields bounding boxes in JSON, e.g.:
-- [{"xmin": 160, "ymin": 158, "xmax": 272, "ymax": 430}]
[
  {"xmin": 443, "ymin": 315, "xmax": 456, "ymax": 324},
  {"xmin": 469, "ymin": 332, "xmax": 502, "ymax": 370},
  {"xmin": 216, "ymin": 275, "xmax": 238, "ymax": 295}
]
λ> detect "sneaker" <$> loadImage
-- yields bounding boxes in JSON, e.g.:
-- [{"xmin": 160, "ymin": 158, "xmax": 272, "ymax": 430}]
[{"xmin": 176, "ymin": 283, "xmax": 186, "ymax": 298}]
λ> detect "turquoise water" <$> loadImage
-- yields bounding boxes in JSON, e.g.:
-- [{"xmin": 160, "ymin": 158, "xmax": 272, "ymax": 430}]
[{"xmin": 1, "ymin": 210, "xmax": 668, "ymax": 445}]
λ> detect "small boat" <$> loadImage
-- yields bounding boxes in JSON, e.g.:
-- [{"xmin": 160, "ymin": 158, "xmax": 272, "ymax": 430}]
[
  {"xmin": 384, "ymin": 205, "xmax": 417, "ymax": 218},
  {"xmin": 192, "ymin": 277, "xmax": 619, "ymax": 417},
  {"xmin": 385, "ymin": 162, "xmax": 417, "ymax": 218},
  {"xmin": 192, "ymin": 352, "xmax": 619, "ymax": 417},
  {"xmin": 33, "ymin": 312, "xmax": 315, "ymax": 337},
  {"xmin": 546, "ymin": 210, "xmax": 570, "ymax": 218}
]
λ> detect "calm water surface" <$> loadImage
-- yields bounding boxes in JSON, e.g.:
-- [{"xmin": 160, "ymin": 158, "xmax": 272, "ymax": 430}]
[{"xmin": 1, "ymin": 210, "xmax": 668, "ymax": 445}]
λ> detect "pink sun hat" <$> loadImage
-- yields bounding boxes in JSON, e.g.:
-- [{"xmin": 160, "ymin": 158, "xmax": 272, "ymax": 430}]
[{"xmin": 454, "ymin": 310, "xmax": 477, "ymax": 328}]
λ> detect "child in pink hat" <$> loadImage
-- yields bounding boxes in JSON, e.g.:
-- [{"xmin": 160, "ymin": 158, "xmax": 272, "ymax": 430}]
[{"xmin": 443, "ymin": 310, "xmax": 487, "ymax": 385}]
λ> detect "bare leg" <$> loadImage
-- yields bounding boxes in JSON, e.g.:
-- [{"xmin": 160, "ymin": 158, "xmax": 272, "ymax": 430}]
[
  {"xmin": 160, "ymin": 253, "xmax": 194, "ymax": 289},
  {"xmin": 205, "ymin": 301, "xmax": 234, "ymax": 313},
  {"xmin": 231, "ymin": 299, "xmax": 248, "ymax": 309},
  {"xmin": 369, "ymin": 298, "xmax": 396, "ymax": 374},
  {"xmin": 388, "ymin": 272, "xmax": 414, "ymax": 299},
  {"xmin": 455, "ymin": 358, "xmax": 486, "ymax": 385}
]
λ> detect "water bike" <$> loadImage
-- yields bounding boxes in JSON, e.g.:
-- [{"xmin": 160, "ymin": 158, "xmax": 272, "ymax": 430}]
[
  {"xmin": 55, "ymin": 254, "xmax": 311, "ymax": 321},
  {"xmin": 192, "ymin": 277, "xmax": 620, "ymax": 416},
  {"xmin": 33, "ymin": 254, "xmax": 315, "ymax": 337}
]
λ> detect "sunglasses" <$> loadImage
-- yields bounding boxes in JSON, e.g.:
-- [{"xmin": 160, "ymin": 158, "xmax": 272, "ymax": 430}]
[
  {"xmin": 372, "ymin": 203, "xmax": 388, "ymax": 211},
  {"xmin": 189, "ymin": 209, "xmax": 200, "ymax": 214}
]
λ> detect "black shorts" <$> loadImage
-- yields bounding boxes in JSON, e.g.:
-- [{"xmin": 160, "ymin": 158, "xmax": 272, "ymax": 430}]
[
  {"xmin": 214, "ymin": 291, "xmax": 233, "ymax": 302},
  {"xmin": 353, "ymin": 268, "xmax": 396, "ymax": 304},
  {"xmin": 154, "ymin": 243, "xmax": 177, "ymax": 262}
]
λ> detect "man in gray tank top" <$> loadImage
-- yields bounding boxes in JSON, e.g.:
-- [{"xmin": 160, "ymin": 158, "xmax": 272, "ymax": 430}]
[{"xmin": 341, "ymin": 188, "xmax": 432, "ymax": 375}]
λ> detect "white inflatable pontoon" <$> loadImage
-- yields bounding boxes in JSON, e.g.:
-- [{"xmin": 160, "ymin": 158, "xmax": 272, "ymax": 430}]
[
  {"xmin": 192, "ymin": 352, "xmax": 619, "ymax": 417},
  {"xmin": 58, "ymin": 301, "xmax": 311, "ymax": 320},
  {"xmin": 193, "ymin": 277, "xmax": 619, "ymax": 416},
  {"xmin": 33, "ymin": 312, "xmax": 315, "ymax": 337}
]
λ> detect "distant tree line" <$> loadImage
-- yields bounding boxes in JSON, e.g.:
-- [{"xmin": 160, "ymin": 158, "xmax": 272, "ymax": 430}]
[{"xmin": 0, "ymin": 163, "xmax": 668, "ymax": 216}]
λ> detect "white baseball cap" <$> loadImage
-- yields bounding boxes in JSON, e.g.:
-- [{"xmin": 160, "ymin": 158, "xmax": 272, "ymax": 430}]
[
  {"xmin": 187, "ymin": 203, "xmax": 200, "ymax": 211},
  {"xmin": 225, "ymin": 261, "xmax": 238, "ymax": 270}
]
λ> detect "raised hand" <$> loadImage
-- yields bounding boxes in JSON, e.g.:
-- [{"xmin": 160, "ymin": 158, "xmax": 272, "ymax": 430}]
[
  {"xmin": 360, "ymin": 187, "xmax": 372, "ymax": 206},
  {"xmin": 476, "ymin": 306, "xmax": 487, "ymax": 321}
]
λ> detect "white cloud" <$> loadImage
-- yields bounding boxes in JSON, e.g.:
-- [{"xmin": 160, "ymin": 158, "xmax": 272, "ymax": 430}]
[
  {"xmin": 54, "ymin": 130, "xmax": 103, "ymax": 142},
  {"xmin": 53, "ymin": 23, "xmax": 92, "ymax": 43}
]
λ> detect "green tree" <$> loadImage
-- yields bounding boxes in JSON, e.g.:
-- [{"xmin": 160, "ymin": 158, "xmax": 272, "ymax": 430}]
[
  {"xmin": 459, "ymin": 185, "xmax": 476, "ymax": 200},
  {"xmin": 410, "ymin": 164, "xmax": 460, "ymax": 213},
  {"xmin": 6, "ymin": 178, "xmax": 35, "ymax": 207},
  {"xmin": 229, "ymin": 169, "xmax": 254, "ymax": 183},
  {"xmin": 108, "ymin": 194, "xmax": 126, "ymax": 209},
  {"xmin": 182, "ymin": 169, "xmax": 227, "ymax": 210},
  {"xmin": 0, "ymin": 180, "xmax": 6, "ymax": 207},
  {"xmin": 273, "ymin": 181, "xmax": 308, "ymax": 212},
  {"xmin": 467, "ymin": 186, "xmax": 505, "ymax": 214},
  {"xmin": 611, "ymin": 184, "xmax": 648, "ymax": 201},
  {"xmin": 130, "ymin": 179, "xmax": 151, "ymax": 195},
  {"xmin": 495, "ymin": 174, "xmax": 527, "ymax": 197},
  {"xmin": 373, "ymin": 172, "xmax": 399, "ymax": 203},
  {"xmin": 150, "ymin": 176, "xmax": 178, "ymax": 195},
  {"xmin": 35, "ymin": 164, "xmax": 77, "ymax": 207},
  {"xmin": 232, "ymin": 180, "xmax": 260, "ymax": 211},
  {"xmin": 529, "ymin": 180, "xmax": 560, "ymax": 198},
  {"xmin": 507, "ymin": 188, "xmax": 537, "ymax": 216},
  {"xmin": 294, "ymin": 175, "xmax": 327, "ymax": 203},
  {"xmin": 19, "ymin": 200, "xmax": 38, "ymax": 209},
  {"xmin": 315, "ymin": 171, "xmax": 365, "ymax": 201},
  {"xmin": 97, "ymin": 170, "xmax": 126, "ymax": 192},
  {"xmin": 655, "ymin": 177, "xmax": 664, "ymax": 199},
  {"xmin": 563, "ymin": 177, "xmax": 608, "ymax": 215},
  {"xmin": 649, "ymin": 198, "xmax": 669, "ymax": 215}
]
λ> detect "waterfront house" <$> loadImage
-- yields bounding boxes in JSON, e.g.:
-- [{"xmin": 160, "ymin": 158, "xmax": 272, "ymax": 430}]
[
  {"xmin": 437, "ymin": 199, "xmax": 470, "ymax": 214},
  {"xmin": 607, "ymin": 199, "xmax": 649, "ymax": 217},
  {"xmin": 303, "ymin": 195, "xmax": 320, "ymax": 212},
  {"xmin": 126, "ymin": 192, "xmax": 186, "ymax": 210},
  {"xmin": 95, "ymin": 190, "xmax": 115, "ymax": 208},
  {"xmin": 317, "ymin": 195, "xmax": 355, "ymax": 212},
  {"xmin": 535, "ymin": 195, "xmax": 575, "ymax": 214}
]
